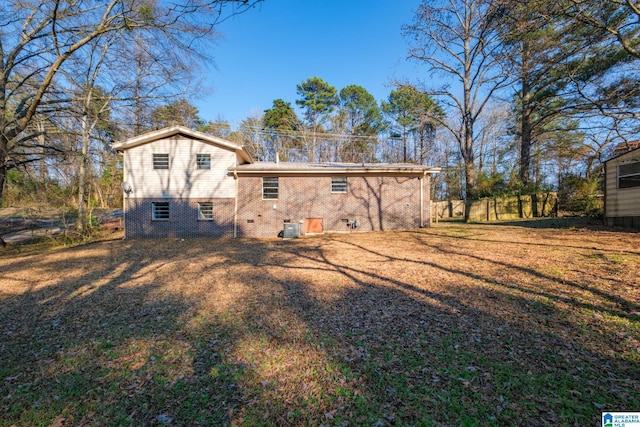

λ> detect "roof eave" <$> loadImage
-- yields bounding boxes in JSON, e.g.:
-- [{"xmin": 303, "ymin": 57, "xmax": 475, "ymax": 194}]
[
  {"xmin": 229, "ymin": 166, "xmax": 441, "ymax": 175},
  {"xmin": 604, "ymin": 145, "xmax": 640, "ymax": 163},
  {"xmin": 237, "ymin": 150, "xmax": 254, "ymax": 164},
  {"xmin": 112, "ymin": 125, "xmax": 253, "ymax": 162}
]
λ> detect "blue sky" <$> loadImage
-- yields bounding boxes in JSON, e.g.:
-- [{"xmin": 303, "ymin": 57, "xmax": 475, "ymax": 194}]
[{"xmin": 195, "ymin": 0, "xmax": 424, "ymax": 129}]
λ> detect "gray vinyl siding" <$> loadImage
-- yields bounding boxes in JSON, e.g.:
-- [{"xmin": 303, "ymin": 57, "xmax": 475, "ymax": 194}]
[{"xmin": 605, "ymin": 149, "xmax": 640, "ymax": 218}]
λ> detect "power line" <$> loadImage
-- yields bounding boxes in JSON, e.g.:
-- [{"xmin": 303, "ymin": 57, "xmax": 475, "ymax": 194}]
[{"xmin": 236, "ymin": 125, "xmax": 395, "ymax": 144}]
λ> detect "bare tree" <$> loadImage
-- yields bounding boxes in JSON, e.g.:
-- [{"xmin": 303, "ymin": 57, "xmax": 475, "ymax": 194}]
[
  {"xmin": 475, "ymin": 101, "xmax": 512, "ymax": 176},
  {"xmin": 231, "ymin": 113, "xmax": 267, "ymax": 161},
  {"xmin": 0, "ymin": 0, "xmax": 261, "ymax": 205},
  {"xmin": 56, "ymin": 36, "xmax": 119, "ymax": 231},
  {"xmin": 404, "ymin": 0, "xmax": 509, "ymax": 205}
]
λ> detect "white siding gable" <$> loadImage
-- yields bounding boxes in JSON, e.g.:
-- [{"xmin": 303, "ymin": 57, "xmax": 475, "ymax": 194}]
[{"xmin": 124, "ymin": 137, "xmax": 237, "ymax": 199}]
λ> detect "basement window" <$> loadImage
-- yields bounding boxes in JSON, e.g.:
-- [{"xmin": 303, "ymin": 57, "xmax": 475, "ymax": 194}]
[
  {"xmin": 152, "ymin": 202, "xmax": 170, "ymax": 220},
  {"xmin": 263, "ymin": 177, "xmax": 279, "ymax": 199},
  {"xmin": 198, "ymin": 202, "xmax": 213, "ymax": 220},
  {"xmin": 618, "ymin": 161, "xmax": 640, "ymax": 189},
  {"xmin": 196, "ymin": 154, "xmax": 211, "ymax": 170},
  {"xmin": 331, "ymin": 177, "xmax": 347, "ymax": 193},
  {"xmin": 153, "ymin": 153, "xmax": 169, "ymax": 169}
]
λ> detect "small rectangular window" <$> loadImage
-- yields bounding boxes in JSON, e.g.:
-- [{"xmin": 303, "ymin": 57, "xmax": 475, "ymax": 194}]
[
  {"xmin": 198, "ymin": 202, "xmax": 213, "ymax": 220},
  {"xmin": 152, "ymin": 202, "xmax": 169, "ymax": 220},
  {"xmin": 331, "ymin": 176, "xmax": 347, "ymax": 193},
  {"xmin": 263, "ymin": 177, "xmax": 279, "ymax": 199},
  {"xmin": 196, "ymin": 154, "xmax": 211, "ymax": 170},
  {"xmin": 153, "ymin": 153, "xmax": 169, "ymax": 169},
  {"xmin": 618, "ymin": 162, "xmax": 640, "ymax": 189}
]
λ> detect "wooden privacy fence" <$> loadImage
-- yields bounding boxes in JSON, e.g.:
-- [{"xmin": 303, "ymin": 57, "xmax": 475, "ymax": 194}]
[
  {"xmin": 432, "ymin": 200, "xmax": 466, "ymax": 220},
  {"xmin": 432, "ymin": 193, "xmax": 558, "ymax": 222}
]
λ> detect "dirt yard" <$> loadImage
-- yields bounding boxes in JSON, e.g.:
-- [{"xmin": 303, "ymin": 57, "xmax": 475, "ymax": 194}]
[{"xmin": 0, "ymin": 220, "xmax": 638, "ymax": 426}]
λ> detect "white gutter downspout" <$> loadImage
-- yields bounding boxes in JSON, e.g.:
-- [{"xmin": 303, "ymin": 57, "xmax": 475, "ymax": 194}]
[
  {"xmin": 420, "ymin": 173, "xmax": 424, "ymax": 227},
  {"xmin": 233, "ymin": 170, "xmax": 239, "ymax": 238},
  {"xmin": 122, "ymin": 182, "xmax": 126, "ymax": 239},
  {"xmin": 122, "ymin": 154, "xmax": 126, "ymax": 239}
]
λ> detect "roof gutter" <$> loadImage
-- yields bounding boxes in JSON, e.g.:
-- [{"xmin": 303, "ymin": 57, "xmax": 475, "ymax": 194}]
[{"xmin": 229, "ymin": 167, "xmax": 441, "ymax": 175}]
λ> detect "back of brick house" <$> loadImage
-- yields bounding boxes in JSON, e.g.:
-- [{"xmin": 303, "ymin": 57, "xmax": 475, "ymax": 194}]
[{"xmin": 113, "ymin": 126, "xmax": 440, "ymax": 239}]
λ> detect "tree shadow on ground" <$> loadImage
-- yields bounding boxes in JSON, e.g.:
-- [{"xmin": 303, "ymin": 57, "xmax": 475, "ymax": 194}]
[
  {"xmin": 478, "ymin": 216, "xmax": 639, "ymax": 232},
  {"xmin": 425, "ymin": 221, "xmax": 640, "ymax": 255},
  {"xmin": 0, "ymin": 239, "xmax": 245, "ymax": 425},
  {"xmin": 209, "ymin": 233, "xmax": 639, "ymax": 425},
  {"xmin": 0, "ymin": 231, "xmax": 638, "ymax": 426}
]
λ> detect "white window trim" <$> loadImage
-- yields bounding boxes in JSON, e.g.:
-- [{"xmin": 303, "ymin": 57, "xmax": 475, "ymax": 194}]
[
  {"xmin": 153, "ymin": 153, "xmax": 169, "ymax": 170},
  {"xmin": 331, "ymin": 176, "xmax": 347, "ymax": 193},
  {"xmin": 152, "ymin": 202, "xmax": 170, "ymax": 221},
  {"xmin": 618, "ymin": 162, "xmax": 640, "ymax": 189},
  {"xmin": 198, "ymin": 202, "xmax": 214, "ymax": 220},
  {"xmin": 196, "ymin": 154, "xmax": 211, "ymax": 170},
  {"xmin": 262, "ymin": 177, "xmax": 279, "ymax": 200}
]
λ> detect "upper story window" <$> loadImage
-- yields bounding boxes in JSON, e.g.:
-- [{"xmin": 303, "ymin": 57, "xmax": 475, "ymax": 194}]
[
  {"xmin": 262, "ymin": 177, "xmax": 279, "ymax": 199},
  {"xmin": 331, "ymin": 176, "xmax": 347, "ymax": 193},
  {"xmin": 153, "ymin": 153, "xmax": 169, "ymax": 169},
  {"xmin": 196, "ymin": 154, "xmax": 211, "ymax": 170},
  {"xmin": 152, "ymin": 202, "xmax": 170, "ymax": 220},
  {"xmin": 198, "ymin": 202, "xmax": 213, "ymax": 220},
  {"xmin": 618, "ymin": 161, "xmax": 640, "ymax": 188}
]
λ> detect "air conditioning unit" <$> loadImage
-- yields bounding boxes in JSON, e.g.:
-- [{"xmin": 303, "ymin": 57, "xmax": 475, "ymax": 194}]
[{"xmin": 282, "ymin": 222, "xmax": 299, "ymax": 239}]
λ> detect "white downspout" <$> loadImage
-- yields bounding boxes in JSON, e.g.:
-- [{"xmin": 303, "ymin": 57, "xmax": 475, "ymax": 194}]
[
  {"xmin": 233, "ymin": 170, "xmax": 239, "ymax": 238},
  {"xmin": 122, "ymin": 153, "xmax": 126, "ymax": 239},
  {"xmin": 420, "ymin": 174, "xmax": 424, "ymax": 227}
]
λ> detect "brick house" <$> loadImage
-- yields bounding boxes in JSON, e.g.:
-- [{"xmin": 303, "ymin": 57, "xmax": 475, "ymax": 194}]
[{"xmin": 113, "ymin": 125, "xmax": 439, "ymax": 238}]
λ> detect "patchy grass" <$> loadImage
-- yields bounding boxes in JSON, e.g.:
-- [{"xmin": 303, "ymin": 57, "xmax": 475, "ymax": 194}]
[{"xmin": 0, "ymin": 222, "xmax": 638, "ymax": 426}]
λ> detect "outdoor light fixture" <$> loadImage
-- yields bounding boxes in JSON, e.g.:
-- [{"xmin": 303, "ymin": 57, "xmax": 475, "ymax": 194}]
[{"xmin": 121, "ymin": 181, "xmax": 133, "ymax": 196}]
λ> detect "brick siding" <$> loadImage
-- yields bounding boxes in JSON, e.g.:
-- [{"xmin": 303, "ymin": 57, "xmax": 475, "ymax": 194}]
[
  {"xmin": 124, "ymin": 175, "xmax": 432, "ymax": 239},
  {"xmin": 124, "ymin": 198, "xmax": 234, "ymax": 238},
  {"xmin": 236, "ymin": 174, "xmax": 431, "ymax": 238}
]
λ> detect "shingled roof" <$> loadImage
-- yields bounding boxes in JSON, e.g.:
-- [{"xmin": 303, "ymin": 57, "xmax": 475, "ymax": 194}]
[{"xmin": 613, "ymin": 141, "xmax": 640, "ymax": 158}]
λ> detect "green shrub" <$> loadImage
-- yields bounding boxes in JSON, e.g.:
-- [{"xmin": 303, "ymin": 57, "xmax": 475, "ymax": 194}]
[{"xmin": 558, "ymin": 174, "xmax": 602, "ymax": 216}]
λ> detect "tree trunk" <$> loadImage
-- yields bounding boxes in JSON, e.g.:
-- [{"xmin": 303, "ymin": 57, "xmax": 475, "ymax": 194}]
[
  {"xmin": 464, "ymin": 160, "xmax": 475, "ymax": 199},
  {"xmin": 134, "ymin": 50, "xmax": 145, "ymax": 135},
  {"xmin": 403, "ymin": 124, "xmax": 408, "ymax": 163},
  {"xmin": 0, "ymin": 136, "xmax": 8, "ymax": 206},
  {"xmin": 36, "ymin": 119, "xmax": 49, "ymax": 193},
  {"xmin": 95, "ymin": 180, "xmax": 105, "ymax": 208},
  {"xmin": 309, "ymin": 130, "xmax": 316, "ymax": 163},
  {"xmin": 462, "ymin": 28, "xmax": 476, "ymax": 216},
  {"xmin": 77, "ymin": 112, "xmax": 89, "ymax": 232},
  {"xmin": 519, "ymin": 47, "xmax": 533, "ymax": 187},
  {"xmin": 462, "ymin": 90, "xmax": 475, "ymax": 202},
  {"xmin": 520, "ymin": 101, "xmax": 532, "ymax": 186},
  {"xmin": 463, "ymin": 111, "xmax": 476, "ymax": 212}
]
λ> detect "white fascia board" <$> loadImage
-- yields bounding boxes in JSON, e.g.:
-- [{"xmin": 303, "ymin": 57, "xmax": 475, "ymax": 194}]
[{"xmin": 112, "ymin": 125, "xmax": 253, "ymax": 163}]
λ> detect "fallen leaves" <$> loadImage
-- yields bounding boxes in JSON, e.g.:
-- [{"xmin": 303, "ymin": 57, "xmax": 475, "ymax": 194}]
[{"xmin": 0, "ymin": 222, "xmax": 638, "ymax": 426}]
